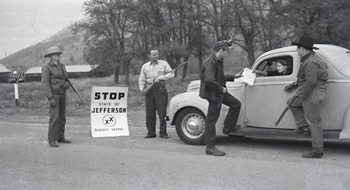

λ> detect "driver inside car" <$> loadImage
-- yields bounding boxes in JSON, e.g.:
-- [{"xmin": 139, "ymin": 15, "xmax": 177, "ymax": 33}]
[{"xmin": 254, "ymin": 59, "xmax": 292, "ymax": 76}]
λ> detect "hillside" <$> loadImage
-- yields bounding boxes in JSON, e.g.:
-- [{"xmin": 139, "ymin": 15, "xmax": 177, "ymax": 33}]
[{"xmin": 0, "ymin": 23, "xmax": 87, "ymax": 73}]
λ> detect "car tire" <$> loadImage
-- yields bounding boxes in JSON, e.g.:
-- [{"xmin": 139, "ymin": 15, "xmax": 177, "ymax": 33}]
[{"xmin": 175, "ymin": 108, "xmax": 206, "ymax": 145}]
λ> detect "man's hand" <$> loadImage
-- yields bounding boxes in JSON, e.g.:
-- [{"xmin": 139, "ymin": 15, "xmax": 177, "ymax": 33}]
[
  {"xmin": 140, "ymin": 89, "xmax": 145, "ymax": 96},
  {"xmin": 154, "ymin": 77, "xmax": 160, "ymax": 83},
  {"xmin": 150, "ymin": 76, "xmax": 160, "ymax": 83},
  {"xmin": 234, "ymin": 74, "xmax": 243, "ymax": 78},
  {"xmin": 284, "ymin": 82, "xmax": 297, "ymax": 92},
  {"xmin": 62, "ymin": 81, "xmax": 70, "ymax": 91},
  {"xmin": 222, "ymin": 87, "xmax": 227, "ymax": 93},
  {"xmin": 49, "ymin": 97, "xmax": 57, "ymax": 107}
]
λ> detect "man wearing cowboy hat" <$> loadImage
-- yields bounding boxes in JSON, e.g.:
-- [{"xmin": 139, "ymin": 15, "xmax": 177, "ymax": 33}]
[
  {"xmin": 42, "ymin": 46, "xmax": 71, "ymax": 147},
  {"xmin": 284, "ymin": 36, "xmax": 328, "ymax": 158}
]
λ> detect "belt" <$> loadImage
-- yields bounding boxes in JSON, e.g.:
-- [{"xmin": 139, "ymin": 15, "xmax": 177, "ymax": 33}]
[
  {"xmin": 153, "ymin": 86, "xmax": 166, "ymax": 90},
  {"xmin": 52, "ymin": 90, "xmax": 65, "ymax": 95}
]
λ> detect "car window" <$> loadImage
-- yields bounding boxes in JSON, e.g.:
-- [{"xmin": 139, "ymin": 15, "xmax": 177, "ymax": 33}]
[{"xmin": 255, "ymin": 56, "xmax": 293, "ymax": 77}]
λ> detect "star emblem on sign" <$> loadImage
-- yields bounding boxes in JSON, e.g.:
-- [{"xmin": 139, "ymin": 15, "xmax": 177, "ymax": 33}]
[{"xmin": 102, "ymin": 115, "xmax": 116, "ymax": 127}]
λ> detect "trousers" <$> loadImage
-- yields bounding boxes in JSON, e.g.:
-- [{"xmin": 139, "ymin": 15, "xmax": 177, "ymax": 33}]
[
  {"xmin": 48, "ymin": 92, "xmax": 67, "ymax": 141},
  {"xmin": 205, "ymin": 92, "xmax": 241, "ymax": 146},
  {"xmin": 145, "ymin": 86, "xmax": 168, "ymax": 135},
  {"xmin": 288, "ymin": 86, "xmax": 326, "ymax": 153}
]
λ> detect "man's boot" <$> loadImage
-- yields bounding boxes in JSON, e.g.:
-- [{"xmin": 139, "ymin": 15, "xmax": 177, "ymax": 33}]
[
  {"xmin": 302, "ymin": 151, "xmax": 323, "ymax": 158},
  {"xmin": 206, "ymin": 146, "xmax": 225, "ymax": 156},
  {"xmin": 49, "ymin": 141, "xmax": 59, "ymax": 147}
]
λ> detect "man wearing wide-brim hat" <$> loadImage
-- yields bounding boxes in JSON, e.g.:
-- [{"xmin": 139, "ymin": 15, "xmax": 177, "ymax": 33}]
[
  {"xmin": 284, "ymin": 36, "xmax": 328, "ymax": 158},
  {"xmin": 42, "ymin": 46, "xmax": 71, "ymax": 147}
]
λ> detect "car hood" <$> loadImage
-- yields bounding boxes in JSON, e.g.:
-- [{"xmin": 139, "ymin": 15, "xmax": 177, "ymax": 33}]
[{"xmin": 186, "ymin": 79, "xmax": 243, "ymax": 92}]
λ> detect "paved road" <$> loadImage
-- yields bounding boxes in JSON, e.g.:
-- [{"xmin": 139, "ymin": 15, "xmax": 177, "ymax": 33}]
[{"xmin": 1, "ymin": 118, "xmax": 350, "ymax": 190}]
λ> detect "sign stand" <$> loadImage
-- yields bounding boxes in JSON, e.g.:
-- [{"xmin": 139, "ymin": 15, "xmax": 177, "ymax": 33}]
[
  {"xmin": 14, "ymin": 82, "xmax": 19, "ymax": 106},
  {"xmin": 8, "ymin": 70, "xmax": 25, "ymax": 106}
]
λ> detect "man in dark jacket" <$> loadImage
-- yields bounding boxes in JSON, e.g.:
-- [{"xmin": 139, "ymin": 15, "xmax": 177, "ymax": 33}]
[
  {"xmin": 199, "ymin": 41, "xmax": 242, "ymax": 156},
  {"xmin": 42, "ymin": 46, "xmax": 71, "ymax": 148},
  {"xmin": 285, "ymin": 36, "xmax": 328, "ymax": 158}
]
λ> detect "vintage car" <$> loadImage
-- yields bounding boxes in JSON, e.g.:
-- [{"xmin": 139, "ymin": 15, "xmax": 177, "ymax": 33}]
[{"xmin": 168, "ymin": 44, "xmax": 350, "ymax": 145}]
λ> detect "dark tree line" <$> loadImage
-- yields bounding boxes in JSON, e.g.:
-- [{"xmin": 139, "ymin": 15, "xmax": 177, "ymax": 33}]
[{"xmin": 72, "ymin": 0, "xmax": 350, "ymax": 84}]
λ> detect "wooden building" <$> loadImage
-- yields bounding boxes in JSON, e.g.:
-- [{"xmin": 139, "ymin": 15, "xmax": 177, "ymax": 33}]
[
  {"xmin": 24, "ymin": 64, "xmax": 101, "ymax": 82},
  {"xmin": 0, "ymin": 64, "xmax": 11, "ymax": 83}
]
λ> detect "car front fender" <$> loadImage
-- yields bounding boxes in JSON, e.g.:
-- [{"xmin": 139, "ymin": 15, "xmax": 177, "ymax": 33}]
[{"xmin": 168, "ymin": 92, "xmax": 208, "ymax": 125}]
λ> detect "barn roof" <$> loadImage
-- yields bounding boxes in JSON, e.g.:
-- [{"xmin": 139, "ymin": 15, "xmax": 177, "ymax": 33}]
[
  {"xmin": 25, "ymin": 64, "xmax": 98, "ymax": 74},
  {"xmin": 0, "ymin": 64, "xmax": 11, "ymax": 73}
]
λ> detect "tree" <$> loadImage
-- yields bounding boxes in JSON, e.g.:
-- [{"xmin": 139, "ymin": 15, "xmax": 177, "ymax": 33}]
[
  {"xmin": 72, "ymin": 0, "xmax": 135, "ymax": 84},
  {"xmin": 284, "ymin": 0, "xmax": 350, "ymax": 48}
]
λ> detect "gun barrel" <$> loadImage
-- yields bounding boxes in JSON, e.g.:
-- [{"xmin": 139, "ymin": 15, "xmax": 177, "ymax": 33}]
[
  {"xmin": 67, "ymin": 79, "xmax": 86, "ymax": 104},
  {"xmin": 141, "ymin": 60, "xmax": 189, "ymax": 96},
  {"xmin": 275, "ymin": 106, "xmax": 289, "ymax": 126},
  {"xmin": 274, "ymin": 88, "xmax": 300, "ymax": 126}
]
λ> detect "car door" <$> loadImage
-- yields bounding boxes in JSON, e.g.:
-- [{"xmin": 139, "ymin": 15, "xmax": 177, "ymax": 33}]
[{"xmin": 244, "ymin": 52, "xmax": 299, "ymax": 129}]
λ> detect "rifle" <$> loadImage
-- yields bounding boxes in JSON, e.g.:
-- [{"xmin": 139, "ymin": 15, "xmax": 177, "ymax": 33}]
[
  {"xmin": 141, "ymin": 60, "xmax": 189, "ymax": 96},
  {"xmin": 66, "ymin": 78, "xmax": 86, "ymax": 104},
  {"xmin": 275, "ymin": 88, "xmax": 300, "ymax": 126}
]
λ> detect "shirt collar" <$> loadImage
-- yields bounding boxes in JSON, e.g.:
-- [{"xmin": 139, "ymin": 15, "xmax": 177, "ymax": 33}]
[
  {"xmin": 301, "ymin": 52, "xmax": 314, "ymax": 62},
  {"xmin": 211, "ymin": 53, "xmax": 222, "ymax": 63},
  {"xmin": 150, "ymin": 60, "xmax": 158, "ymax": 65}
]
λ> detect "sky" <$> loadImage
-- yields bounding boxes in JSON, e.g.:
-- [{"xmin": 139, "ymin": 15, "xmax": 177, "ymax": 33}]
[{"xmin": 0, "ymin": 0, "xmax": 87, "ymax": 59}]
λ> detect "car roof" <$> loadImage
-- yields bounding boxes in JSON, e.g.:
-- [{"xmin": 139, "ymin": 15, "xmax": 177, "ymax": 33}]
[{"xmin": 258, "ymin": 44, "xmax": 350, "ymax": 78}]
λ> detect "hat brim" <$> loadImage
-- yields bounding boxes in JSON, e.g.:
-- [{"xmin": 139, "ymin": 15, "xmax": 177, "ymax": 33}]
[
  {"xmin": 292, "ymin": 42, "xmax": 319, "ymax": 50},
  {"xmin": 44, "ymin": 52, "xmax": 63, "ymax": 58}
]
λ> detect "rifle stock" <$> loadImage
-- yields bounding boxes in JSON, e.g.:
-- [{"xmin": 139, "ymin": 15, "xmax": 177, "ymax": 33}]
[
  {"xmin": 275, "ymin": 88, "xmax": 300, "ymax": 126},
  {"xmin": 141, "ymin": 82, "xmax": 155, "ymax": 96},
  {"xmin": 141, "ymin": 60, "xmax": 189, "ymax": 96}
]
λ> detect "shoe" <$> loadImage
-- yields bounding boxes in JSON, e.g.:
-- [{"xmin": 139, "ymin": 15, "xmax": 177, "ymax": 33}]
[
  {"xmin": 57, "ymin": 139, "xmax": 71, "ymax": 143},
  {"xmin": 206, "ymin": 146, "xmax": 225, "ymax": 156},
  {"xmin": 294, "ymin": 125, "xmax": 309, "ymax": 134},
  {"xmin": 160, "ymin": 134, "xmax": 169, "ymax": 139},
  {"xmin": 303, "ymin": 128, "xmax": 311, "ymax": 136},
  {"xmin": 223, "ymin": 125, "xmax": 241, "ymax": 134},
  {"xmin": 302, "ymin": 152, "xmax": 324, "ymax": 158},
  {"xmin": 49, "ymin": 141, "xmax": 59, "ymax": 147},
  {"xmin": 144, "ymin": 134, "xmax": 156, "ymax": 138},
  {"xmin": 294, "ymin": 128, "xmax": 304, "ymax": 133}
]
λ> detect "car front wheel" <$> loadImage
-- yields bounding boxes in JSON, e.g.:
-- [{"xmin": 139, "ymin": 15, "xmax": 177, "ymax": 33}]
[{"xmin": 175, "ymin": 108, "xmax": 206, "ymax": 145}]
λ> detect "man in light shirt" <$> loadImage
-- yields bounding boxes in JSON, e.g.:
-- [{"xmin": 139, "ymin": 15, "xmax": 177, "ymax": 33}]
[{"xmin": 138, "ymin": 49, "xmax": 174, "ymax": 139}]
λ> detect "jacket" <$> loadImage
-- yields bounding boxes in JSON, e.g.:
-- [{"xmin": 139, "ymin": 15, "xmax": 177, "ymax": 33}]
[
  {"xmin": 199, "ymin": 53, "xmax": 228, "ymax": 103},
  {"xmin": 297, "ymin": 52, "xmax": 328, "ymax": 100},
  {"xmin": 41, "ymin": 61, "xmax": 69, "ymax": 99}
]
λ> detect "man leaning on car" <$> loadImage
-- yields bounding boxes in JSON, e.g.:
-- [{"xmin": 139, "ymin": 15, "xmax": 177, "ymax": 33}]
[
  {"xmin": 199, "ymin": 40, "xmax": 242, "ymax": 156},
  {"xmin": 285, "ymin": 36, "xmax": 328, "ymax": 159}
]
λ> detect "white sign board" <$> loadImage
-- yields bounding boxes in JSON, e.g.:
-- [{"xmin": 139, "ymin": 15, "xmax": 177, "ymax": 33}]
[{"xmin": 90, "ymin": 86, "xmax": 129, "ymax": 137}]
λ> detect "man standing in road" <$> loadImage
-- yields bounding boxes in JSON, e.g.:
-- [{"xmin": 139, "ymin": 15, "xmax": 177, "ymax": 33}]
[
  {"xmin": 285, "ymin": 36, "xmax": 328, "ymax": 158},
  {"xmin": 138, "ymin": 49, "xmax": 174, "ymax": 139},
  {"xmin": 199, "ymin": 41, "xmax": 242, "ymax": 156},
  {"xmin": 42, "ymin": 46, "xmax": 71, "ymax": 148}
]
